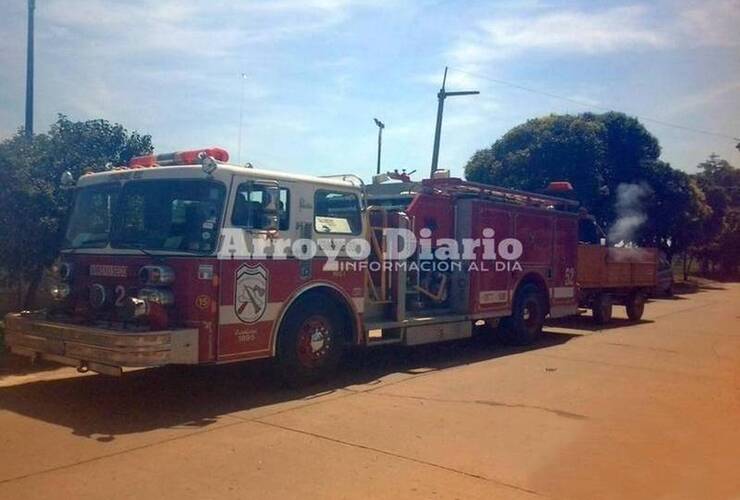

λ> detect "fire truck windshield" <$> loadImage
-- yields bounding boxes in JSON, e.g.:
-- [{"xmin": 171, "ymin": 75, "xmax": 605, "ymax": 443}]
[{"xmin": 63, "ymin": 179, "xmax": 226, "ymax": 253}]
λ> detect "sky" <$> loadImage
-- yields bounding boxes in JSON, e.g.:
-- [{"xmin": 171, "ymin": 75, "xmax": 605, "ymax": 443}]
[{"xmin": 1, "ymin": 0, "xmax": 738, "ymax": 180}]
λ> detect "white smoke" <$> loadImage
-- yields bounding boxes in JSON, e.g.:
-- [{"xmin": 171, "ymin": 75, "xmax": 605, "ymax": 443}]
[{"xmin": 608, "ymin": 183, "xmax": 652, "ymax": 245}]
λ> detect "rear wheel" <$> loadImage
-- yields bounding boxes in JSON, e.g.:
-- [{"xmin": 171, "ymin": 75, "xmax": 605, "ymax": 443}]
[
  {"xmin": 277, "ymin": 296, "xmax": 345, "ymax": 386},
  {"xmin": 498, "ymin": 284, "xmax": 546, "ymax": 345},
  {"xmin": 626, "ymin": 292, "xmax": 646, "ymax": 321},
  {"xmin": 592, "ymin": 293, "xmax": 613, "ymax": 324}
]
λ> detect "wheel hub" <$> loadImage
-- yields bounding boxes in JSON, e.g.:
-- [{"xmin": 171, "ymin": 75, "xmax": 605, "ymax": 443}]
[
  {"xmin": 310, "ymin": 329, "xmax": 327, "ymax": 353},
  {"xmin": 297, "ymin": 316, "xmax": 332, "ymax": 367}
]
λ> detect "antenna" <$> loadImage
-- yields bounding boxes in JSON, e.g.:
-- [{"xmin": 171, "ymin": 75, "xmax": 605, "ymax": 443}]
[
  {"xmin": 429, "ymin": 66, "xmax": 479, "ymax": 177},
  {"xmin": 237, "ymin": 72, "xmax": 247, "ymax": 164}
]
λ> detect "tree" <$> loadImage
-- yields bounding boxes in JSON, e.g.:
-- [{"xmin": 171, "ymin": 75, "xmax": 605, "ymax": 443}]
[
  {"xmin": 640, "ymin": 162, "xmax": 710, "ymax": 260},
  {"xmin": 691, "ymin": 154, "xmax": 740, "ymax": 276},
  {"xmin": 465, "ymin": 112, "xmax": 709, "ymax": 259},
  {"xmin": 0, "ymin": 115, "xmax": 152, "ymax": 307}
]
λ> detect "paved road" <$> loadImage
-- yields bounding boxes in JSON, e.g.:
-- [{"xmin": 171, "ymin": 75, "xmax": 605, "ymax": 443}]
[{"xmin": 1, "ymin": 284, "xmax": 739, "ymax": 499}]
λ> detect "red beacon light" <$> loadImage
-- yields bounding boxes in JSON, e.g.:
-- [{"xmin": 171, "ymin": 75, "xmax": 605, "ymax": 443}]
[
  {"xmin": 546, "ymin": 181, "xmax": 574, "ymax": 193},
  {"xmin": 128, "ymin": 147, "xmax": 229, "ymax": 168}
]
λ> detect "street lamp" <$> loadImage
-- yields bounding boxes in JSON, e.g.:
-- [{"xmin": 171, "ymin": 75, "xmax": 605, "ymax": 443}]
[
  {"xmin": 25, "ymin": 0, "xmax": 35, "ymax": 138},
  {"xmin": 374, "ymin": 118, "xmax": 385, "ymax": 174},
  {"xmin": 429, "ymin": 67, "xmax": 479, "ymax": 177}
]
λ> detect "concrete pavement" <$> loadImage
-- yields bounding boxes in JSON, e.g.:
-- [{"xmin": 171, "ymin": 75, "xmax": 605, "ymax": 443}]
[{"xmin": 1, "ymin": 283, "xmax": 738, "ymax": 499}]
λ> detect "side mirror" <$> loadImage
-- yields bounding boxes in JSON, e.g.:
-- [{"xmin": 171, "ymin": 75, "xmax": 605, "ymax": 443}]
[
  {"xmin": 261, "ymin": 185, "xmax": 281, "ymax": 231},
  {"xmin": 60, "ymin": 171, "xmax": 75, "ymax": 188}
]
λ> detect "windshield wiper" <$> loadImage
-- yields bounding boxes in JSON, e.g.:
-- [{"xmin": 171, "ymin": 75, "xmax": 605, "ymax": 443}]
[
  {"xmin": 114, "ymin": 242, "xmax": 156, "ymax": 257},
  {"xmin": 65, "ymin": 237, "xmax": 110, "ymax": 250}
]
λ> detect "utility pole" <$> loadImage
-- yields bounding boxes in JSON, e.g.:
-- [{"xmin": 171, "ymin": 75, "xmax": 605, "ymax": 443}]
[
  {"xmin": 374, "ymin": 118, "xmax": 385, "ymax": 174},
  {"xmin": 429, "ymin": 66, "xmax": 479, "ymax": 177},
  {"xmin": 237, "ymin": 72, "xmax": 247, "ymax": 164},
  {"xmin": 25, "ymin": 0, "xmax": 35, "ymax": 138}
]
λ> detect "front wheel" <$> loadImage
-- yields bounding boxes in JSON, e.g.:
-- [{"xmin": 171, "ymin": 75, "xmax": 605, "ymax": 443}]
[
  {"xmin": 498, "ymin": 284, "xmax": 546, "ymax": 345},
  {"xmin": 277, "ymin": 297, "xmax": 345, "ymax": 386}
]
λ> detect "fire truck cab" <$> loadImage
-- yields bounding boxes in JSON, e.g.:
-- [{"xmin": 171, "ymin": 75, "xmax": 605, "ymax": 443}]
[{"xmin": 6, "ymin": 148, "xmax": 584, "ymax": 382}]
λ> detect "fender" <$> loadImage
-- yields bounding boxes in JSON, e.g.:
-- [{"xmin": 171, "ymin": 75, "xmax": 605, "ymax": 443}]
[
  {"xmin": 510, "ymin": 271, "xmax": 550, "ymax": 309},
  {"xmin": 269, "ymin": 280, "xmax": 362, "ymax": 356}
]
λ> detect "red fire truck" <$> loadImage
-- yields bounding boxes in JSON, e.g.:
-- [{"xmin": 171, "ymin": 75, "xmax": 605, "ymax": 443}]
[{"xmin": 5, "ymin": 148, "xmax": 655, "ymax": 382}]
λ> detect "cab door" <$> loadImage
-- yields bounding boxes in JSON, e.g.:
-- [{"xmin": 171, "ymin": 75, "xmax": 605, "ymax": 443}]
[{"xmin": 217, "ymin": 177, "xmax": 291, "ymax": 361}]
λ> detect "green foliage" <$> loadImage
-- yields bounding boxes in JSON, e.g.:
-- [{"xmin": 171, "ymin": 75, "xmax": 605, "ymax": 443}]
[
  {"xmin": 691, "ymin": 154, "xmax": 740, "ymax": 275},
  {"xmin": 0, "ymin": 115, "xmax": 152, "ymax": 305},
  {"xmin": 465, "ymin": 112, "xmax": 709, "ymax": 258},
  {"xmin": 640, "ymin": 163, "xmax": 711, "ymax": 258}
]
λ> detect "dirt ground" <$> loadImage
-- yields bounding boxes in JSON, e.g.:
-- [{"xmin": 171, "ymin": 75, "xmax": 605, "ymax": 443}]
[{"xmin": 0, "ymin": 283, "xmax": 738, "ymax": 499}]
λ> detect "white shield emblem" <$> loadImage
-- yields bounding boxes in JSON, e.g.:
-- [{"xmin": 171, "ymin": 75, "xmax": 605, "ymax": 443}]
[{"xmin": 234, "ymin": 264, "xmax": 268, "ymax": 323}]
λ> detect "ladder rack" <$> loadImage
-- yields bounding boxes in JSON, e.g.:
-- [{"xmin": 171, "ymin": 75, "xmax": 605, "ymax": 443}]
[{"xmin": 422, "ymin": 178, "xmax": 579, "ymax": 210}]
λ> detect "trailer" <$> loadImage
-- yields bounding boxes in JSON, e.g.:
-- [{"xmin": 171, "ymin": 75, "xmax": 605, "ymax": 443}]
[
  {"xmin": 5, "ymin": 148, "xmax": 657, "ymax": 382},
  {"xmin": 576, "ymin": 215, "xmax": 657, "ymax": 323}
]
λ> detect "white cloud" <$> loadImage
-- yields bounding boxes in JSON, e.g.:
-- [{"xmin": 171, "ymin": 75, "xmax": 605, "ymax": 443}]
[
  {"xmin": 446, "ymin": 1, "xmax": 740, "ymax": 70},
  {"xmin": 676, "ymin": 0, "xmax": 740, "ymax": 47},
  {"xmin": 449, "ymin": 6, "xmax": 668, "ymax": 69},
  {"xmin": 0, "ymin": 0, "xmax": 394, "ymax": 140},
  {"xmin": 480, "ymin": 6, "xmax": 666, "ymax": 53}
]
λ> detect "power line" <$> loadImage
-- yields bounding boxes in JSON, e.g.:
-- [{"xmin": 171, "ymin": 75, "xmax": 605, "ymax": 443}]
[{"xmin": 449, "ymin": 67, "xmax": 740, "ymax": 142}]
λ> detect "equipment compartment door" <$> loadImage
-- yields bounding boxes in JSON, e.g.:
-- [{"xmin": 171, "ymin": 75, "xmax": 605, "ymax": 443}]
[
  {"xmin": 552, "ymin": 216, "xmax": 578, "ymax": 308},
  {"xmin": 471, "ymin": 206, "xmax": 513, "ymax": 313}
]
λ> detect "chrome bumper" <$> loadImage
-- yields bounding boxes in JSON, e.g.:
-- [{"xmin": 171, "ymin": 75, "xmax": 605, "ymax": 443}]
[{"xmin": 4, "ymin": 313, "xmax": 199, "ymax": 375}]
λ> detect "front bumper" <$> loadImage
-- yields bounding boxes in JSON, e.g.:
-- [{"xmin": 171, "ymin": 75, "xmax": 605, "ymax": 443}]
[{"xmin": 4, "ymin": 313, "xmax": 199, "ymax": 376}]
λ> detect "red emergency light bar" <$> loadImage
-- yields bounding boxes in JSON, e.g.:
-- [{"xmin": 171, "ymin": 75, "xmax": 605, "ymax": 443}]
[
  {"xmin": 128, "ymin": 147, "xmax": 229, "ymax": 168},
  {"xmin": 546, "ymin": 181, "xmax": 574, "ymax": 192}
]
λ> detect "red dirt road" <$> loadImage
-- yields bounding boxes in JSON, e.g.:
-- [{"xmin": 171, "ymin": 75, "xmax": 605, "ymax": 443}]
[{"xmin": 1, "ymin": 283, "xmax": 739, "ymax": 499}]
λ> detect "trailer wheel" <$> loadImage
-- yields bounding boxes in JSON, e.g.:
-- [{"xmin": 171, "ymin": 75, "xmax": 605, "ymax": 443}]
[
  {"xmin": 592, "ymin": 293, "xmax": 613, "ymax": 324},
  {"xmin": 626, "ymin": 292, "xmax": 646, "ymax": 321},
  {"xmin": 277, "ymin": 297, "xmax": 345, "ymax": 386},
  {"xmin": 498, "ymin": 284, "xmax": 546, "ymax": 345}
]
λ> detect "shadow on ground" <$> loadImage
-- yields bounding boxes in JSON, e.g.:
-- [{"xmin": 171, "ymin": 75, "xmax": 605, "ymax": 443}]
[
  {"xmin": 0, "ymin": 331, "xmax": 577, "ymax": 441},
  {"xmin": 546, "ymin": 315, "xmax": 653, "ymax": 332},
  {"xmin": 0, "ymin": 351, "xmax": 61, "ymax": 379},
  {"xmin": 670, "ymin": 279, "xmax": 732, "ymax": 295}
]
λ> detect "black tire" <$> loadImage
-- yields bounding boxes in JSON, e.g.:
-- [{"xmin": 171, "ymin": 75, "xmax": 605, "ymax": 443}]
[
  {"xmin": 592, "ymin": 293, "xmax": 613, "ymax": 324},
  {"xmin": 498, "ymin": 284, "xmax": 546, "ymax": 345},
  {"xmin": 277, "ymin": 295, "xmax": 346, "ymax": 386},
  {"xmin": 626, "ymin": 292, "xmax": 646, "ymax": 321}
]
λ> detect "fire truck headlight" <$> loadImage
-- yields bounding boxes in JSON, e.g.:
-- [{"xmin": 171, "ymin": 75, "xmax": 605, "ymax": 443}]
[
  {"xmin": 52, "ymin": 262, "xmax": 73, "ymax": 281},
  {"xmin": 138, "ymin": 287, "xmax": 175, "ymax": 306},
  {"xmin": 118, "ymin": 296, "xmax": 149, "ymax": 319},
  {"xmin": 58, "ymin": 262, "xmax": 73, "ymax": 281},
  {"xmin": 139, "ymin": 265, "xmax": 175, "ymax": 286},
  {"xmin": 50, "ymin": 282, "xmax": 71, "ymax": 301}
]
